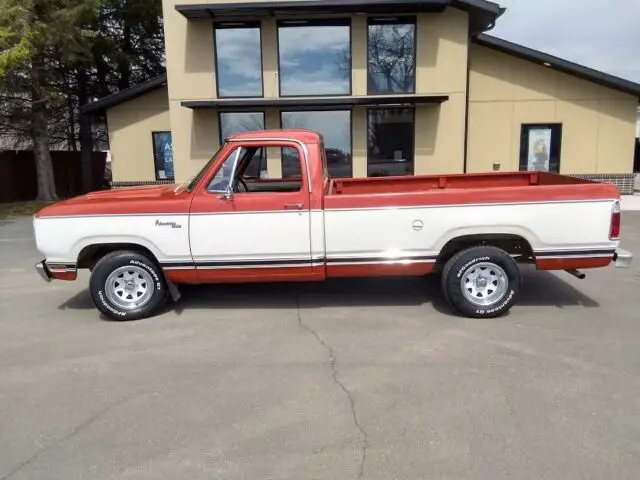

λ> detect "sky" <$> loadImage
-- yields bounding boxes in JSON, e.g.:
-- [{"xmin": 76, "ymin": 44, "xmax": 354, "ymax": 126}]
[{"xmin": 490, "ymin": 0, "xmax": 640, "ymax": 83}]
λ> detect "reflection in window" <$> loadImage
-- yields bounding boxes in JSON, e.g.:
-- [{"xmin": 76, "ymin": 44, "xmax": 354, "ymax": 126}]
[
  {"xmin": 368, "ymin": 17, "xmax": 416, "ymax": 95},
  {"xmin": 367, "ymin": 108, "xmax": 415, "ymax": 177},
  {"xmin": 219, "ymin": 112, "xmax": 266, "ymax": 178},
  {"xmin": 208, "ymin": 148, "xmax": 241, "ymax": 192},
  {"xmin": 152, "ymin": 132, "xmax": 174, "ymax": 181},
  {"xmin": 219, "ymin": 112, "xmax": 265, "ymax": 140},
  {"xmin": 214, "ymin": 23, "xmax": 263, "ymax": 97},
  {"xmin": 281, "ymin": 110, "xmax": 352, "ymax": 178},
  {"xmin": 278, "ymin": 20, "xmax": 351, "ymax": 96}
]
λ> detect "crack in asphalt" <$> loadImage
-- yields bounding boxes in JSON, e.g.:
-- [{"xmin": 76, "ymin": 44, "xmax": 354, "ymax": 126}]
[
  {"xmin": 1, "ymin": 392, "xmax": 140, "ymax": 480},
  {"xmin": 296, "ymin": 297, "xmax": 369, "ymax": 479}
]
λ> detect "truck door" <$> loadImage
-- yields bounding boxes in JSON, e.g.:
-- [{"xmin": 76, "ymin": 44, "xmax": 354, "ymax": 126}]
[{"xmin": 189, "ymin": 139, "xmax": 317, "ymax": 282}]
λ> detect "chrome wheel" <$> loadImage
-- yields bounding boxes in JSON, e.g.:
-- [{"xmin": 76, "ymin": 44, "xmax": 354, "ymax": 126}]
[
  {"xmin": 105, "ymin": 265, "xmax": 154, "ymax": 311},
  {"xmin": 460, "ymin": 262, "xmax": 509, "ymax": 307}
]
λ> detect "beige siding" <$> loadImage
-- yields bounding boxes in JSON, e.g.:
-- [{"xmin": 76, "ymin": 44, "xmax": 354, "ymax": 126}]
[
  {"xmin": 106, "ymin": 87, "xmax": 171, "ymax": 182},
  {"xmin": 467, "ymin": 44, "xmax": 638, "ymax": 174},
  {"xmin": 162, "ymin": 0, "xmax": 471, "ymax": 181}
]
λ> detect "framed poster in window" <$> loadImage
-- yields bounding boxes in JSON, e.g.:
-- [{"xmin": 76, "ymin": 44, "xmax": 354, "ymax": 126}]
[
  {"xmin": 152, "ymin": 132, "xmax": 174, "ymax": 181},
  {"xmin": 519, "ymin": 123, "xmax": 562, "ymax": 173}
]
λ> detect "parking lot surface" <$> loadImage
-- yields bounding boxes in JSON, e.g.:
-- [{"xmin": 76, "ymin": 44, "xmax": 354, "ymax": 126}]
[{"xmin": 1, "ymin": 214, "xmax": 639, "ymax": 480}]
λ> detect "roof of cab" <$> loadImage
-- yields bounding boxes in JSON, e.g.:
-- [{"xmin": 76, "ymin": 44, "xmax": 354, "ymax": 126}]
[{"xmin": 226, "ymin": 128, "xmax": 322, "ymax": 144}]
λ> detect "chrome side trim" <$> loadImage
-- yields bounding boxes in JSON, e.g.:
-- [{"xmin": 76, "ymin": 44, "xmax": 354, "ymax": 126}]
[
  {"xmin": 614, "ymin": 249, "xmax": 633, "ymax": 268},
  {"xmin": 37, "ymin": 213, "xmax": 190, "ymax": 220},
  {"xmin": 35, "ymin": 198, "xmax": 618, "ymax": 220},
  {"xmin": 325, "ymin": 198, "xmax": 616, "ymax": 213},
  {"xmin": 189, "ymin": 210, "xmax": 316, "ymax": 216},
  {"xmin": 197, "ymin": 261, "xmax": 325, "ymax": 270},
  {"xmin": 535, "ymin": 254, "xmax": 615, "ymax": 260},
  {"xmin": 327, "ymin": 259, "xmax": 436, "ymax": 266}
]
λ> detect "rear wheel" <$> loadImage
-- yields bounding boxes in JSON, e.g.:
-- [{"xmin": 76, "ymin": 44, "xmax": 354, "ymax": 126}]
[
  {"xmin": 441, "ymin": 246, "xmax": 521, "ymax": 318},
  {"xmin": 89, "ymin": 251, "xmax": 167, "ymax": 321}
]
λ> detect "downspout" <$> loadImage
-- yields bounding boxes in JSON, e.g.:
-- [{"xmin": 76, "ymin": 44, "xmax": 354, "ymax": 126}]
[{"xmin": 463, "ymin": 30, "xmax": 471, "ymax": 174}]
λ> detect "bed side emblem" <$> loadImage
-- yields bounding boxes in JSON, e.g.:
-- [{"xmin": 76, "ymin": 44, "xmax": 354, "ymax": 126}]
[
  {"xmin": 155, "ymin": 219, "xmax": 182, "ymax": 229},
  {"xmin": 412, "ymin": 220, "xmax": 424, "ymax": 231}
]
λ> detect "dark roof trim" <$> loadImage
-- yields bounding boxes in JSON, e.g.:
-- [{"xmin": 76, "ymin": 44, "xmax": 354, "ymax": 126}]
[
  {"xmin": 176, "ymin": 0, "xmax": 503, "ymax": 33},
  {"xmin": 474, "ymin": 35, "xmax": 640, "ymax": 99},
  {"xmin": 81, "ymin": 74, "xmax": 168, "ymax": 115},
  {"xmin": 181, "ymin": 95, "xmax": 449, "ymax": 111}
]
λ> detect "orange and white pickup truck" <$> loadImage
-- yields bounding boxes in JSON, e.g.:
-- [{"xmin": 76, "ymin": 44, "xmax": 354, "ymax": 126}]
[{"xmin": 33, "ymin": 129, "xmax": 633, "ymax": 321}]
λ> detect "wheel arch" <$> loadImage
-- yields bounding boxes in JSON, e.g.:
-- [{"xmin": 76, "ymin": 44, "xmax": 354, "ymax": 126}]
[
  {"xmin": 76, "ymin": 240, "xmax": 162, "ymax": 270},
  {"xmin": 435, "ymin": 229, "xmax": 538, "ymax": 268}
]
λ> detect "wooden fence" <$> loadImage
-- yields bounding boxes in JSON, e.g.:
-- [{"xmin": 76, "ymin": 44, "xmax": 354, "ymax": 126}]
[{"xmin": 0, "ymin": 150, "xmax": 107, "ymax": 202}]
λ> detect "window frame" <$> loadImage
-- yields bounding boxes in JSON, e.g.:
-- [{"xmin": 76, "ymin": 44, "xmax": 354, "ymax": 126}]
[
  {"xmin": 519, "ymin": 123, "xmax": 563, "ymax": 174},
  {"xmin": 366, "ymin": 106, "xmax": 416, "ymax": 177},
  {"xmin": 151, "ymin": 131, "xmax": 174, "ymax": 182},
  {"xmin": 366, "ymin": 15, "xmax": 417, "ymax": 96},
  {"xmin": 213, "ymin": 21, "xmax": 265, "ymax": 99},
  {"xmin": 202, "ymin": 141, "xmax": 309, "ymax": 196},
  {"xmin": 218, "ymin": 111, "xmax": 267, "ymax": 179},
  {"xmin": 279, "ymin": 108, "xmax": 354, "ymax": 178},
  {"xmin": 276, "ymin": 18, "xmax": 353, "ymax": 98}
]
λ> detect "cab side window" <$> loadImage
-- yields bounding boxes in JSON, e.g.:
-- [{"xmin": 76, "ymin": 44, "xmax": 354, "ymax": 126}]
[{"xmin": 207, "ymin": 144, "xmax": 304, "ymax": 194}]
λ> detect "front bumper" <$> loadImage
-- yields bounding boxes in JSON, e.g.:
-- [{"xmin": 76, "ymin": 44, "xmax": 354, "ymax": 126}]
[
  {"xmin": 35, "ymin": 261, "xmax": 53, "ymax": 282},
  {"xmin": 614, "ymin": 249, "xmax": 633, "ymax": 269}
]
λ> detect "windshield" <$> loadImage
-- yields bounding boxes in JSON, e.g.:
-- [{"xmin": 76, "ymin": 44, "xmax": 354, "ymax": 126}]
[{"xmin": 185, "ymin": 144, "xmax": 226, "ymax": 192}]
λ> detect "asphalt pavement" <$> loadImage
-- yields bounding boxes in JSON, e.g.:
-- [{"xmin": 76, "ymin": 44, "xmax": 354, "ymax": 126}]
[{"xmin": 1, "ymin": 214, "xmax": 639, "ymax": 480}]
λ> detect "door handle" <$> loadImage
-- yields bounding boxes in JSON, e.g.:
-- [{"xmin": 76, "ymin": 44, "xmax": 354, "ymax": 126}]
[{"xmin": 284, "ymin": 203, "xmax": 304, "ymax": 210}]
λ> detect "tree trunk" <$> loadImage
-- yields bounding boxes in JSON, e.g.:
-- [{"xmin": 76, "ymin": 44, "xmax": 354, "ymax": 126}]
[
  {"xmin": 118, "ymin": 25, "xmax": 132, "ymax": 90},
  {"xmin": 78, "ymin": 70, "xmax": 94, "ymax": 193},
  {"xmin": 66, "ymin": 82, "xmax": 77, "ymax": 152},
  {"xmin": 32, "ymin": 54, "xmax": 58, "ymax": 202}
]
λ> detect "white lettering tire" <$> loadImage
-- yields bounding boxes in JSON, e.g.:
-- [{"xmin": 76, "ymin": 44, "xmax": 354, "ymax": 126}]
[
  {"xmin": 89, "ymin": 251, "xmax": 167, "ymax": 321},
  {"xmin": 441, "ymin": 246, "xmax": 521, "ymax": 318}
]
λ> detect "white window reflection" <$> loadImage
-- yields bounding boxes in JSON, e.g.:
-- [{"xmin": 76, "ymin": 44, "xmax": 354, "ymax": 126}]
[
  {"xmin": 278, "ymin": 20, "xmax": 351, "ymax": 96},
  {"xmin": 215, "ymin": 24, "xmax": 263, "ymax": 98}
]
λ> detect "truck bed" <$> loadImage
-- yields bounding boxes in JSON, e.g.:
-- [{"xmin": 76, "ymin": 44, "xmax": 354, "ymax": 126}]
[
  {"xmin": 328, "ymin": 171, "xmax": 595, "ymax": 195},
  {"xmin": 325, "ymin": 171, "xmax": 620, "ymax": 209}
]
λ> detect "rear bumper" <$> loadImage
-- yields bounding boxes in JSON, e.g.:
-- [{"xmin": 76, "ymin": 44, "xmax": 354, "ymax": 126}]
[
  {"xmin": 614, "ymin": 249, "xmax": 633, "ymax": 268},
  {"xmin": 35, "ymin": 261, "xmax": 53, "ymax": 282}
]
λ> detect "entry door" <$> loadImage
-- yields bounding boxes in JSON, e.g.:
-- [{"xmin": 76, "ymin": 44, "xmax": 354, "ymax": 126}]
[{"xmin": 189, "ymin": 142, "xmax": 314, "ymax": 281}]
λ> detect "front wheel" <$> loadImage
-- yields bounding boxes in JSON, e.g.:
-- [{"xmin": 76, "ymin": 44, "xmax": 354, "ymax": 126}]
[
  {"xmin": 89, "ymin": 251, "xmax": 167, "ymax": 321},
  {"xmin": 441, "ymin": 246, "xmax": 521, "ymax": 318}
]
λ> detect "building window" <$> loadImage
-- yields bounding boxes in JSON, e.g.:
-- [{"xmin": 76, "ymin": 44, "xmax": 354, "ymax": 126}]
[
  {"xmin": 152, "ymin": 132, "xmax": 174, "ymax": 181},
  {"xmin": 277, "ymin": 19, "xmax": 351, "ymax": 97},
  {"xmin": 519, "ymin": 124, "xmax": 562, "ymax": 173},
  {"xmin": 281, "ymin": 110, "xmax": 352, "ymax": 178},
  {"xmin": 219, "ymin": 111, "xmax": 265, "ymax": 140},
  {"xmin": 219, "ymin": 112, "xmax": 266, "ymax": 179},
  {"xmin": 367, "ymin": 108, "xmax": 415, "ymax": 177},
  {"xmin": 214, "ymin": 22, "xmax": 263, "ymax": 98},
  {"xmin": 367, "ymin": 17, "xmax": 416, "ymax": 95}
]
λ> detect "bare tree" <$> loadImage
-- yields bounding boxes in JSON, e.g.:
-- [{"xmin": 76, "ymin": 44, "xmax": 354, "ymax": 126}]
[{"xmin": 367, "ymin": 24, "xmax": 415, "ymax": 94}]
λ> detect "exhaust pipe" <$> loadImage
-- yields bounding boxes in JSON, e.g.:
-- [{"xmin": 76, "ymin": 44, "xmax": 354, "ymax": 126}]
[{"xmin": 565, "ymin": 269, "xmax": 586, "ymax": 280}]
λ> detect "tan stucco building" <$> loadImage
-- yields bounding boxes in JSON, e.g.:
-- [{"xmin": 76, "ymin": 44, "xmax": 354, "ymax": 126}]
[{"xmin": 83, "ymin": 0, "xmax": 640, "ymax": 194}]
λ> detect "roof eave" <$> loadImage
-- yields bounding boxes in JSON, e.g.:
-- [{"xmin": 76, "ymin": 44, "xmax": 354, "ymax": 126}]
[
  {"xmin": 474, "ymin": 35, "xmax": 640, "ymax": 99},
  {"xmin": 175, "ymin": 0, "xmax": 503, "ymax": 33},
  {"xmin": 81, "ymin": 74, "xmax": 168, "ymax": 115}
]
